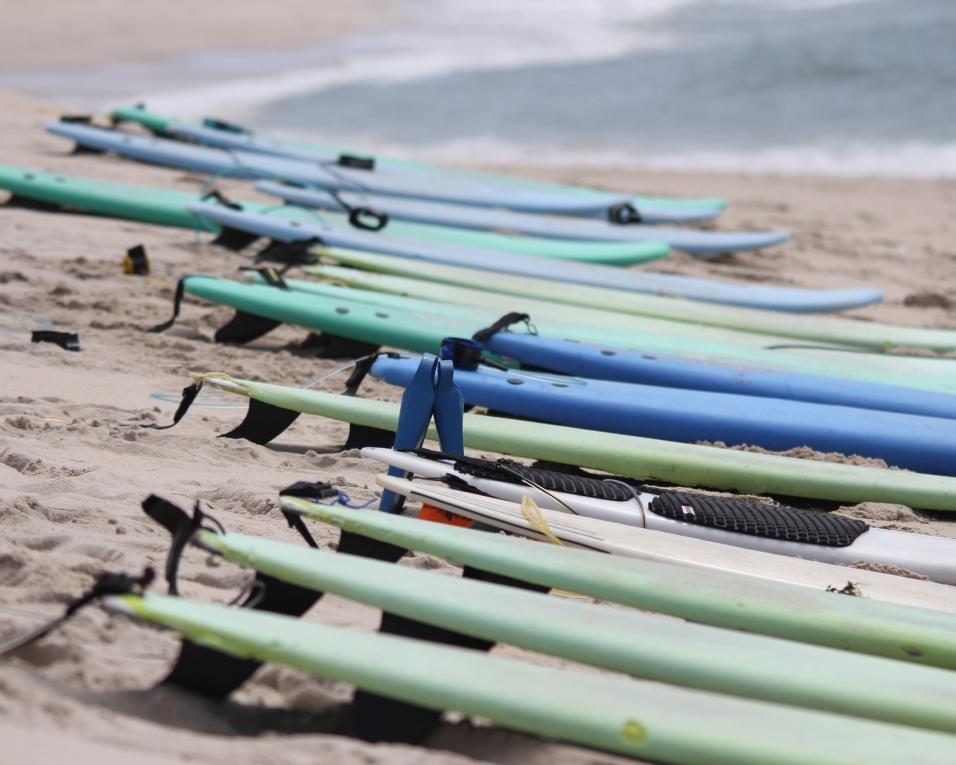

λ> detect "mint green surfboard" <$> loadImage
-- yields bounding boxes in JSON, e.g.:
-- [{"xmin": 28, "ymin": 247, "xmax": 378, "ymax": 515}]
[
  {"xmin": 192, "ymin": 373, "xmax": 956, "ymax": 510},
  {"xmin": 319, "ymin": 249, "xmax": 956, "ymax": 353},
  {"xmin": 184, "ymin": 276, "xmax": 956, "ymax": 395},
  {"xmin": 202, "ymin": 529, "xmax": 956, "ymax": 733},
  {"xmin": 0, "ymin": 165, "xmax": 666, "ymax": 265},
  {"xmin": 289, "ymin": 499, "xmax": 956, "ymax": 669},
  {"xmin": 107, "ymin": 593, "xmax": 956, "ymax": 764}
]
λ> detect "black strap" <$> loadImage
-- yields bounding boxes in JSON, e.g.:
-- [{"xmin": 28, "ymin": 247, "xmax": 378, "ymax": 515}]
[
  {"xmin": 0, "ymin": 568, "xmax": 154, "ymax": 656},
  {"xmin": 202, "ymin": 189, "xmax": 243, "ymax": 210},
  {"xmin": 147, "ymin": 276, "xmax": 189, "ymax": 333},
  {"xmin": 471, "ymin": 312, "xmax": 532, "ymax": 343},
  {"xmin": 141, "ymin": 495, "xmax": 225, "ymax": 595},
  {"xmin": 337, "ymin": 153, "xmax": 375, "ymax": 171},
  {"xmin": 348, "ymin": 206, "xmax": 388, "ymax": 231},
  {"xmin": 31, "ymin": 330, "xmax": 80, "ymax": 351},
  {"xmin": 201, "ymin": 117, "xmax": 251, "ymax": 135},
  {"xmin": 608, "ymin": 202, "xmax": 642, "ymax": 224},
  {"xmin": 142, "ymin": 382, "xmax": 202, "ymax": 430}
]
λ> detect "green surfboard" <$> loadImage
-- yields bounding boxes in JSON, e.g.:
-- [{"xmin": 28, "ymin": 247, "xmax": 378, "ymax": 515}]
[
  {"xmin": 192, "ymin": 372, "xmax": 956, "ymax": 510},
  {"xmin": 184, "ymin": 276, "xmax": 956, "ymax": 395},
  {"xmin": 108, "ymin": 593, "xmax": 956, "ymax": 764},
  {"xmin": 0, "ymin": 165, "xmax": 667, "ymax": 265},
  {"xmin": 318, "ymin": 249, "xmax": 956, "ymax": 353},
  {"xmin": 201, "ymin": 529, "xmax": 956, "ymax": 734},
  {"xmin": 288, "ymin": 498, "xmax": 956, "ymax": 669}
]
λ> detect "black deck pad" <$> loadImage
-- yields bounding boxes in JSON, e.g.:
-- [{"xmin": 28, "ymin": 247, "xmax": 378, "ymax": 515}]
[
  {"xmin": 428, "ymin": 450, "xmax": 634, "ymax": 502},
  {"xmin": 649, "ymin": 492, "xmax": 869, "ymax": 547}
]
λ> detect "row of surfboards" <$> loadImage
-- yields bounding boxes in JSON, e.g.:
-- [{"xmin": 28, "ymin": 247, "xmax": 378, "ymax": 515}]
[
  {"xmin": 8, "ymin": 106, "xmax": 956, "ymax": 761},
  {"xmin": 91, "ymin": 480, "xmax": 956, "ymax": 764}
]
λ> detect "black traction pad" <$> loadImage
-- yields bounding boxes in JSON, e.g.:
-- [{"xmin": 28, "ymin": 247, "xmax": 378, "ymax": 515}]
[
  {"xmin": 649, "ymin": 492, "xmax": 869, "ymax": 547},
  {"xmin": 441, "ymin": 452, "xmax": 634, "ymax": 502}
]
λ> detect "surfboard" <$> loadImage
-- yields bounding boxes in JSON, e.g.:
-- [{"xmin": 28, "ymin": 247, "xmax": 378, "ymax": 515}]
[
  {"xmin": 363, "ymin": 448, "xmax": 956, "ymax": 584},
  {"xmin": 478, "ymin": 332, "xmax": 956, "ymax": 420},
  {"xmin": 312, "ymin": 250, "xmax": 956, "ymax": 352},
  {"xmin": 290, "ymin": 495, "xmax": 956, "ymax": 652},
  {"xmin": 106, "ymin": 593, "xmax": 956, "ymax": 763},
  {"xmin": 0, "ymin": 165, "xmax": 667, "ymax": 265},
  {"xmin": 193, "ymin": 373, "xmax": 956, "ymax": 510},
  {"xmin": 255, "ymin": 180, "xmax": 789, "ymax": 255},
  {"xmin": 46, "ymin": 121, "xmax": 633, "ymax": 215},
  {"xmin": 108, "ymin": 104, "xmax": 729, "ymax": 223},
  {"xmin": 185, "ymin": 202, "xmax": 882, "ymax": 312},
  {"xmin": 199, "ymin": 529, "xmax": 956, "ymax": 733},
  {"xmin": 189, "ymin": 276, "xmax": 956, "ymax": 395},
  {"xmin": 370, "ymin": 355, "xmax": 956, "ymax": 475}
]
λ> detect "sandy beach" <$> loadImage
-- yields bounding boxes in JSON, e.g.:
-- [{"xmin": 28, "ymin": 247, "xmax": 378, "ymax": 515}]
[{"xmin": 2, "ymin": 5, "xmax": 956, "ymax": 763}]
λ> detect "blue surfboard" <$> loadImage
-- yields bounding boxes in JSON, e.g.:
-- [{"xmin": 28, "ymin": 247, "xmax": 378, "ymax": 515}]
[
  {"xmin": 186, "ymin": 201, "xmax": 883, "ymax": 313},
  {"xmin": 371, "ymin": 355, "xmax": 956, "ymax": 476},
  {"xmin": 485, "ymin": 333, "xmax": 956, "ymax": 421},
  {"xmin": 46, "ymin": 121, "xmax": 630, "ymax": 216},
  {"xmin": 255, "ymin": 180, "xmax": 789, "ymax": 255},
  {"xmin": 163, "ymin": 121, "xmax": 727, "ymax": 224}
]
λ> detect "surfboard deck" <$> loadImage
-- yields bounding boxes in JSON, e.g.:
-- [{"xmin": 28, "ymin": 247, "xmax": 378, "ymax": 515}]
[
  {"xmin": 288, "ymin": 496, "xmax": 956, "ymax": 665},
  {"xmin": 186, "ymin": 201, "xmax": 880, "ymax": 312},
  {"xmin": 363, "ymin": 447, "xmax": 956, "ymax": 584},
  {"xmin": 311, "ymin": 254, "xmax": 956, "ymax": 352},
  {"xmin": 187, "ymin": 275, "xmax": 956, "ymax": 395},
  {"xmin": 109, "ymin": 104, "xmax": 729, "ymax": 223},
  {"xmin": 200, "ymin": 529, "xmax": 956, "ymax": 734},
  {"xmin": 370, "ymin": 355, "xmax": 956, "ymax": 475},
  {"xmin": 0, "ymin": 165, "xmax": 666, "ymax": 265},
  {"xmin": 47, "ymin": 121, "xmax": 632, "ymax": 216},
  {"xmin": 255, "ymin": 180, "xmax": 787, "ymax": 255},
  {"xmin": 194, "ymin": 373, "xmax": 956, "ymax": 511},
  {"xmin": 107, "ymin": 593, "xmax": 956, "ymax": 764}
]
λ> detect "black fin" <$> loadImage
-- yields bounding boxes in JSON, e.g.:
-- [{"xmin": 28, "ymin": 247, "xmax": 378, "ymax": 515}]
[
  {"xmin": 220, "ymin": 398, "xmax": 301, "ymax": 444},
  {"xmin": 255, "ymin": 238, "xmax": 320, "ymax": 267},
  {"xmin": 298, "ymin": 332, "xmax": 380, "ymax": 359},
  {"xmin": 4, "ymin": 195, "xmax": 62, "ymax": 212},
  {"xmin": 211, "ymin": 226, "xmax": 261, "ymax": 251},
  {"xmin": 343, "ymin": 423, "xmax": 395, "ymax": 450},
  {"xmin": 213, "ymin": 311, "xmax": 283, "ymax": 344}
]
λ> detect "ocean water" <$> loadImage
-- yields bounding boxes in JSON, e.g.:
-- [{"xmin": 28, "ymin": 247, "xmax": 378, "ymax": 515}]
[{"xmin": 6, "ymin": 0, "xmax": 956, "ymax": 176}]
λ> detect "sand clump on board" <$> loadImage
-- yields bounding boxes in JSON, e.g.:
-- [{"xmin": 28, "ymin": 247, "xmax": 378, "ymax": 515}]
[{"xmin": 2, "ymin": 45, "xmax": 956, "ymax": 765}]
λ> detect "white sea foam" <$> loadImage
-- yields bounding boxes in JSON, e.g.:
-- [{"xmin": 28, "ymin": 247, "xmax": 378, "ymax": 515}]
[{"xmin": 334, "ymin": 134, "xmax": 956, "ymax": 178}]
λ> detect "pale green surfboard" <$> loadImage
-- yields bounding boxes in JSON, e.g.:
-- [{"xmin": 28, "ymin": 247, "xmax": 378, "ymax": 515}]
[
  {"xmin": 319, "ymin": 248, "xmax": 956, "ymax": 352},
  {"xmin": 289, "ymin": 498, "xmax": 956, "ymax": 669},
  {"xmin": 202, "ymin": 529, "xmax": 956, "ymax": 733},
  {"xmin": 193, "ymin": 373, "xmax": 956, "ymax": 511},
  {"xmin": 107, "ymin": 594, "xmax": 956, "ymax": 764}
]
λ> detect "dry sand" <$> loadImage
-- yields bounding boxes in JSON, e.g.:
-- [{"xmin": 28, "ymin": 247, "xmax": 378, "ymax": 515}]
[{"xmin": 1, "ymin": 9, "xmax": 956, "ymax": 761}]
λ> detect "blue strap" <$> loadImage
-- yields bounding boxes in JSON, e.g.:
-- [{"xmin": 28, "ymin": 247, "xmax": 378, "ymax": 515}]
[{"xmin": 378, "ymin": 355, "xmax": 464, "ymax": 514}]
